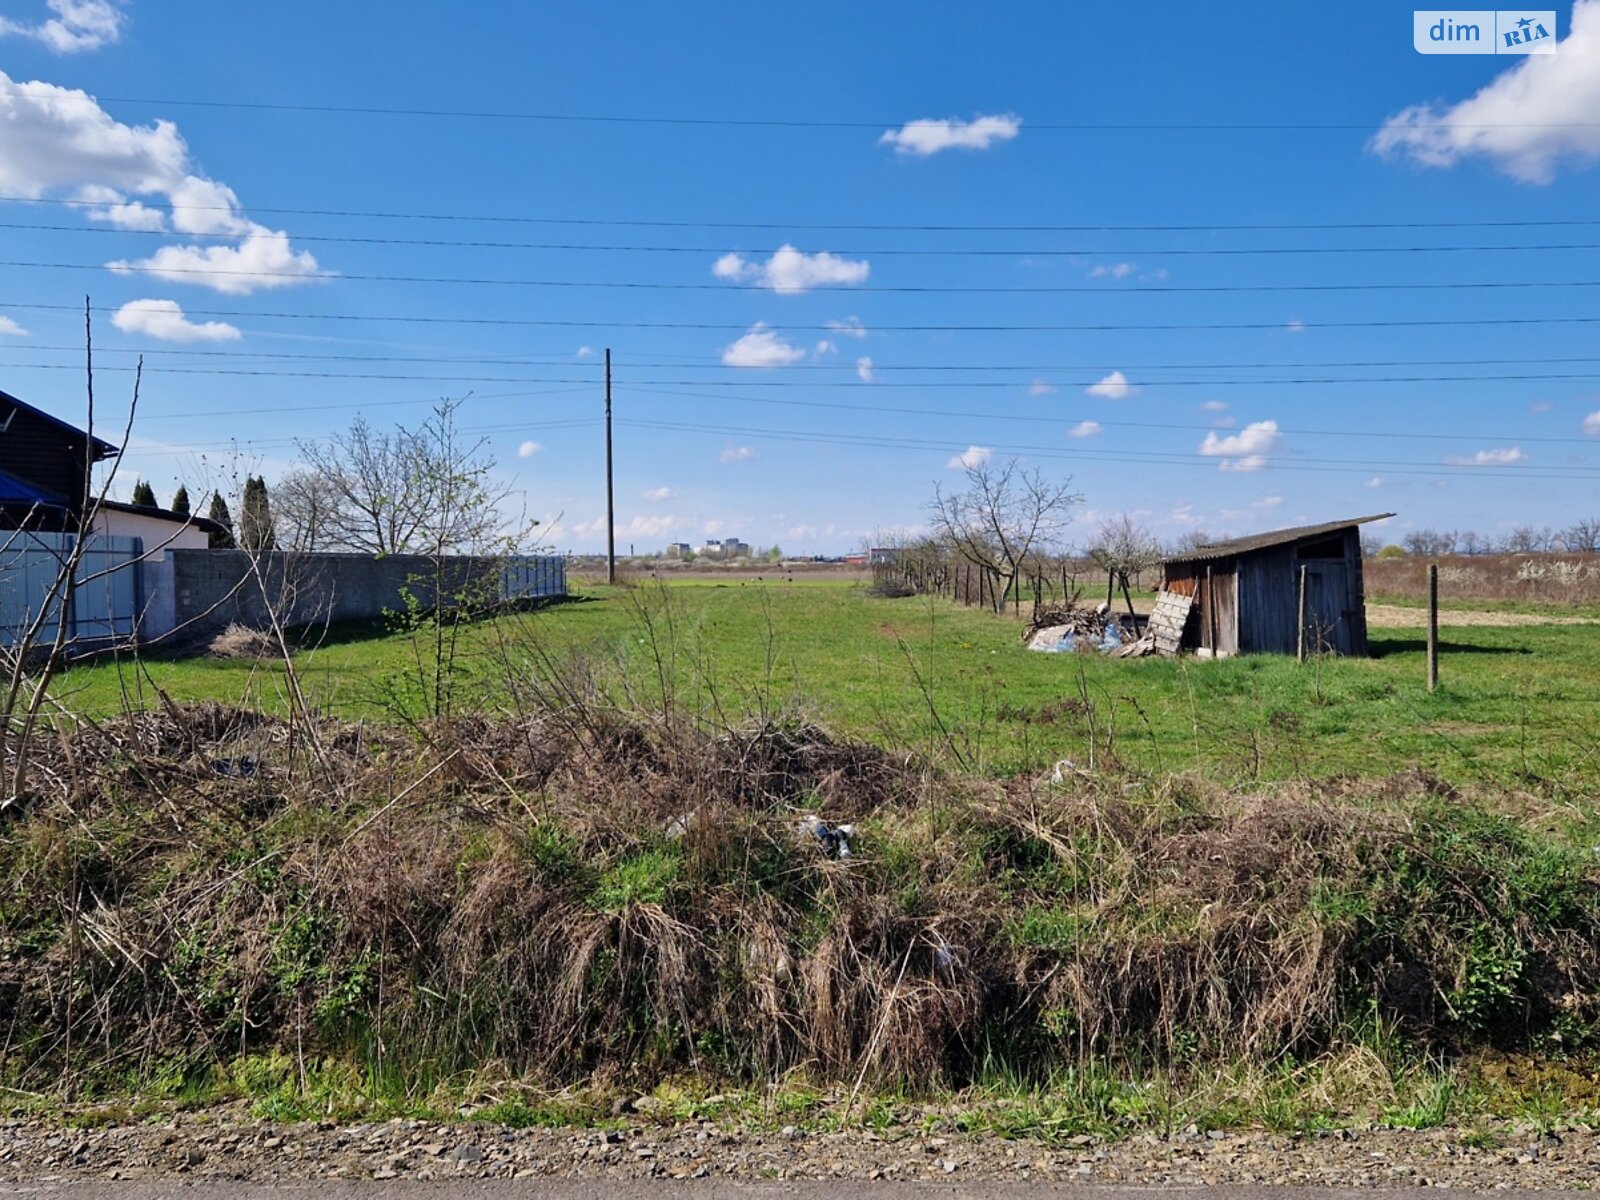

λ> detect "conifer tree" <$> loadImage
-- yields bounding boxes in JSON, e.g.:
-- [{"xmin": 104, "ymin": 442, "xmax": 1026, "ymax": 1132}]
[
  {"xmin": 170, "ymin": 485, "xmax": 191, "ymax": 517},
  {"xmin": 207, "ymin": 492, "xmax": 235, "ymax": 549},
  {"xmin": 239, "ymin": 476, "xmax": 277, "ymax": 552},
  {"xmin": 131, "ymin": 480, "xmax": 158, "ymax": 508}
]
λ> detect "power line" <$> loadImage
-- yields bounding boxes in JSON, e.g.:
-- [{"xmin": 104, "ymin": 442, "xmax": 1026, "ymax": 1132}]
[
  {"xmin": 64, "ymin": 93, "xmax": 1600, "ymax": 131},
  {"xmin": 613, "ymin": 416, "xmax": 1600, "ymax": 482},
  {"xmin": 6, "ymin": 193, "xmax": 1600, "ymax": 234},
  {"xmin": 625, "ymin": 385, "xmax": 1600, "ymax": 447},
  {"xmin": 17, "ymin": 340, "xmax": 1600, "ymax": 375},
  {"xmin": 9, "ymin": 220, "xmax": 1600, "ymax": 259},
  {"xmin": 11, "ymin": 360, "xmax": 1600, "ymax": 388},
  {"xmin": 8, "ymin": 299, "xmax": 1600, "ymax": 335},
  {"xmin": 14, "ymin": 259, "xmax": 1600, "ymax": 294}
]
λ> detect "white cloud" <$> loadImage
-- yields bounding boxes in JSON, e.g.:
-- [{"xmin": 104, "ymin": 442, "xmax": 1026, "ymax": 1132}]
[
  {"xmin": 879, "ymin": 113, "xmax": 1022, "ymax": 156},
  {"xmin": 78, "ymin": 184, "xmax": 168, "ymax": 231},
  {"xmin": 1067, "ymin": 420, "xmax": 1102, "ymax": 438},
  {"xmin": 1286, "ymin": 319, "xmax": 1307, "ymax": 334},
  {"xmin": 0, "ymin": 316, "xmax": 27, "ymax": 336},
  {"xmin": 855, "ymin": 356, "xmax": 874, "ymax": 383},
  {"xmin": 1371, "ymin": 0, "xmax": 1600, "ymax": 183},
  {"xmin": 814, "ymin": 338, "xmax": 837, "ymax": 356},
  {"xmin": 620, "ymin": 514, "xmax": 678, "ymax": 538},
  {"xmin": 1444, "ymin": 447, "xmax": 1527, "ymax": 466},
  {"xmin": 1086, "ymin": 370, "xmax": 1136, "ymax": 400},
  {"xmin": 720, "ymin": 446, "xmax": 759, "ymax": 464},
  {"xmin": 573, "ymin": 513, "xmax": 682, "ymax": 540},
  {"xmin": 0, "ymin": 0, "xmax": 123, "ymax": 53},
  {"xmin": 720, "ymin": 322, "xmax": 808, "ymax": 368},
  {"xmin": 110, "ymin": 298, "xmax": 241, "ymax": 343},
  {"xmin": 1366, "ymin": 477, "xmax": 1385, "ymax": 489},
  {"xmin": 1200, "ymin": 400, "xmax": 1229, "ymax": 412},
  {"xmin": 1584, "ymin": 409, "xmax": 1600, "ymax": 435},
  {"xmin": 108, "ymin": 228, "xmax": 326, "ymax": 295},
  {"xmin": 641, "ymin": 486, "xmax": 675, "ymax": 502},
  {"xmin": 947, "ymin": 445, "xmax": 993, "ymax": 470},
  {"xmin": 1088, "ymin": 262, "xmax": 1137, "ymax": 280},
  {"xmin": 1199, "ymin": 420, "xmax": 1281, "ymax": 472},
  {"xmin": 576, "ymin": 345, "xmax": 595, "ymax": 358},
  {"xmin": 1252, "ymin": 494, "xmax": 1284, "ymax": 509},
  {"xmin": 0, "ymin": 70, "xmax": 324, "ymax": 293},
  {"xmin": 1028, "ymin": 379, "xmax": 1056, "ymax": 397},
  {"xmin": 1530, "ymin": 400, "xmax": 1554, "ymax": 413},
  {"xmin": 517, "ymin": 441, "xmax": 543, "ymax": 459},
  {"xmin": 712, "ymin": 244, "xmax": 870, "ymax": 294},
  {"xmin": 826, "ymin": 316, "xmax": 868, "ymax": 339}
]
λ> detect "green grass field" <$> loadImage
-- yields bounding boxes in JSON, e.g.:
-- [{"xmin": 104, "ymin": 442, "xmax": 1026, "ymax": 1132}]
[{"xmin": 52, "ymin": 579, "xmax": 1600, "ymax": 792}]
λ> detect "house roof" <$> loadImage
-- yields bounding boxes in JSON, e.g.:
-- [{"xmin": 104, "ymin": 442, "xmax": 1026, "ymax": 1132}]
[
  {"xmin": 0, "ymin": 387, "xmax": 120, "ymax": 461},
  {"xmin": 96, "ymin": 500, "xmax": 226, "ymax": 536},
  {"xmin": 1163, "ymin": 514, "xmax": 1395, "ymax": 565}
]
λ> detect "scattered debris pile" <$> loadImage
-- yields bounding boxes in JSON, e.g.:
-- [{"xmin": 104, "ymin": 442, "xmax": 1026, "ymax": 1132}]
[
  {"xmin": 1025, "ymin": 602, "xmax": 1132, "ymax": 655},
  {"xmin": 1026, "ymin": 593, "xmax": 1194, "ymax": 659}
]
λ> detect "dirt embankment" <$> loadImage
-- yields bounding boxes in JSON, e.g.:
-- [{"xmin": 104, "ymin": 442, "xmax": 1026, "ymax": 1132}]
[{"xmin": 1365, "ymin": 603, "xmax": 1600, "ymax": 628}]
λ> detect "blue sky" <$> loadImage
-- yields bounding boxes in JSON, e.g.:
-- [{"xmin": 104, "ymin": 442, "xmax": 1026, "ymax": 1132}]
[{"xmin": 2, "ymin": 0, "xmax": 1599, "ymax": 553}]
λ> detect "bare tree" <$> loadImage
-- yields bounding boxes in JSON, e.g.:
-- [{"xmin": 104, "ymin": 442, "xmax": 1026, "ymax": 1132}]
[
  {"xmin": 292, "ymin": 399, "xmax": 519, "ymax": 555},
  {"xmin": 1500, "ymin": 525, "xmax": 1543, "ymax": 554},
  {"xmin": 1564, "ymin": 518, "xmax": 1600, "ymax": 554},
  {"xmin": 1403, "ymin": 528, "xmax": 1456, "ymax": 557},
  {"xmin": 1088, "ymin": 514, "xmax": 1162, "ymax": 616},
  {"xmin": 928, "ymin": 458, "xmax": 1081, "ymax": 613},
  {"xmin": 272, "ymin": 467, "xmax": 342, "ymax": 553}
]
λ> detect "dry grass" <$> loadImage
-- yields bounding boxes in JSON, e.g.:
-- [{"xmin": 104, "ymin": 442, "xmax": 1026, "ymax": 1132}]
[
  {"xmin": 1367, "ymin": 553, "xmax": 1600, "ymax": 609},
  {"xmin": 206, "ymin": 624, "xmax": 281, "ymax": 660},
  {"xmin": 2, "ymin": 679, "xmax": 1598, "ymax": 1100}
]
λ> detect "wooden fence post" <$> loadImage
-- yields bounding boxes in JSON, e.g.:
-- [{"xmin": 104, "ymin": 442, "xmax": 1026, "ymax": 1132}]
[
  {"xmin": 1296, "ymin": 564, "xmax": 1308, "ymax": 664},
  {"xmin": 1427, "ymin": 562, "xmax": 1439, "ymax": 692}
]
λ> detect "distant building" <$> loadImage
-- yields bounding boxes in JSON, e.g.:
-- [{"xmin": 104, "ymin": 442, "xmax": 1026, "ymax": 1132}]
[
  {"xmin": 721, "ymin": 537, "xmax": 751, "ymax": 558},
  {"xmin": 665, "ymin": 542, "xmax": 693, "ymax": 559},
  {"xmin": 869, "ymin": 547, "xmax": 900, "ymax": 565}
]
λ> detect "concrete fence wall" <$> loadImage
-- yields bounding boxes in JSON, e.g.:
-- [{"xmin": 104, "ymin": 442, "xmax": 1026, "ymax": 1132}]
[{"xmin": 136, "ymin": 551, "xmax": 566, "ymax": 642}]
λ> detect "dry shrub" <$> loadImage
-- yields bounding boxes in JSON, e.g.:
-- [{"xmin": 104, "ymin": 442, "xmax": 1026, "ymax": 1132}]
[
  {"xmin": 2, "ymin": 699, "xmax": 1598, "ymax": 1096},
  {"xmin": 207, "ymin": 623, "xmax": 279, "ymax": 660}
]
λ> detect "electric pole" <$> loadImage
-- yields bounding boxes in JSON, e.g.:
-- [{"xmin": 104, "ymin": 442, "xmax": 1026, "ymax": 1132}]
[{"xmin": 605, "ymin": 348, "xmax": 616, "ymax": 585}]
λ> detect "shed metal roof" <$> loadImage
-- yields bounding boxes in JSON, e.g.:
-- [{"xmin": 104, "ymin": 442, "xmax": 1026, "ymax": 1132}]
[{"xmin": 1162, "ymin": 514, "xmax": 1395, "ymax": 565}]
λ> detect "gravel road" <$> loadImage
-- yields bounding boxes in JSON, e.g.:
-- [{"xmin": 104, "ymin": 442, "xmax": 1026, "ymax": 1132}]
[
  {"xmin": 2, "ymin": 1116, "xmax": 1597, "ymax": 1190},
  {"xmin": 0, "ymin": 1179, "xmax": 1590, "ymax": 1199}
]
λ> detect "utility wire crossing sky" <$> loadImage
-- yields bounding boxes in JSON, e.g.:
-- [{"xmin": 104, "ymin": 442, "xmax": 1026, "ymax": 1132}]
[{"xmin": 2, "ymin": 0, "xmax": 1600, "ymax": 552}]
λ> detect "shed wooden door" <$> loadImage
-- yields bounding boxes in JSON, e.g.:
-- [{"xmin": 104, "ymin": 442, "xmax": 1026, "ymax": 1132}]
[
  {"xmin": 1203, "ymin": 568, "xmax": 1239, "ymax": 655},
  {"xmin": 1301, "ymin": 561, "xmax": 1355, "ymax": 656}
]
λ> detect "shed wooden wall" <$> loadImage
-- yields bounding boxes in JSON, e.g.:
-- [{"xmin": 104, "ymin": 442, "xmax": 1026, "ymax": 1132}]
[{"xmin": 1162, "ymin": 525, "xmax": 1372, "ymax": 657}]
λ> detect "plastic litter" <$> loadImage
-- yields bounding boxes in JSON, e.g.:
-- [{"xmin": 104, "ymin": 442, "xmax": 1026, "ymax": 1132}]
[
  {"xmin": 800, "ymin": 813, "xmax": 855, "ymax": 859},
  {"xmin": 211, "ymin": 757, "xmax": 258, "ymax": 778},
  {"xmin": 664, "ymin": 808, "xmax": 699, "ymax": 840}
]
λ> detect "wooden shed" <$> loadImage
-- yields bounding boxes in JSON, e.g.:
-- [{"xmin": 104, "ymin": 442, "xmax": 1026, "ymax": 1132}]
[{"xmin": 1159, "ymin": 515, "xmax": 1393, "ymax": 657}]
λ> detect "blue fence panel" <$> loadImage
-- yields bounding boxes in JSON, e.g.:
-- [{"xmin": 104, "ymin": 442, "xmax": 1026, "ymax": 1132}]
[
  {"xmin": 499, "ymin": 555, "xmax": 566, "ymax": 602},
  {"xmin": 0, "ymin": 532, "xmax": 144, "ymax": 647}
]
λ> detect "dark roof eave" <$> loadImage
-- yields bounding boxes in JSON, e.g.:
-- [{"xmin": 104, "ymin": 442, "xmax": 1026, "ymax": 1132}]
[
  {"xmin": 0, "ymin": 387, "xmax": 120, "ymax": 458},
  {"xmin": 96, "ymin": 499, "xmax": 225, "ymax": 535}
]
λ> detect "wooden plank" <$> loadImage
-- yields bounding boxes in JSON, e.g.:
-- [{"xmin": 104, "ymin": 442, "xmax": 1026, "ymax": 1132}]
[{"xmin": 1148, "ymin": 591, "xmax": 1193, "ymax": 656}]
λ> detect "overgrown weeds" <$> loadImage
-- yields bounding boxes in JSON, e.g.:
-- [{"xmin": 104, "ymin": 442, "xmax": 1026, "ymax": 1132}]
[{"xmin": 2, "ymin": 670, "xmax": 1597, "ymax": 1113}]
